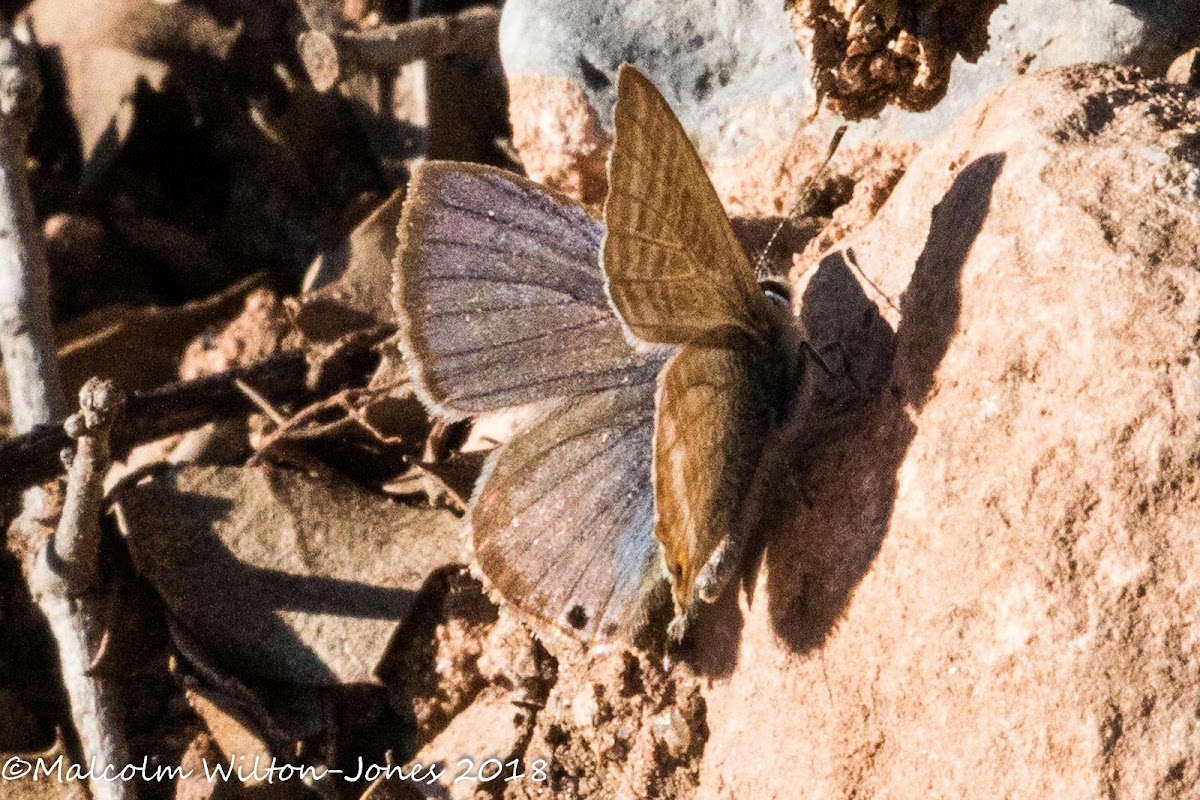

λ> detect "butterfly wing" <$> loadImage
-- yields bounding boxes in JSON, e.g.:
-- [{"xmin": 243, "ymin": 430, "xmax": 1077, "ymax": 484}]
[
  {"xmin": 602, "ymin": 64, "xmax": 776, "ymax": 346},
  {"xmin": 472, "ymin": 372, "xmax": 670, "ymax": 643},
  {"xmin": 652, "ymin": 327, "xmax": 778, "ymax": 625},
  {"xmin": 395, "ymin": 161, "xmax": 656, "ymax": 418}
]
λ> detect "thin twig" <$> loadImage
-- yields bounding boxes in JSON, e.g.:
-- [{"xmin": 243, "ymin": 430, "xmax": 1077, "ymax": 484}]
[
  {"xmin": 248, "ymin": 383, "xmax": 411, "ymax": 464},
  {"xmin": 0, "ymin": 23, "xmax": 64, "ymax": 432},
  {"xmin": 0, "ymin": 20, "xmax": 128, "ymax": 795},
  {"xmin": 0, "ymin": 328, "xmax": 391, "ymax": 493},
  {"xmin": 30, "ymin": 379, "xmax": 131, "ymax": 800},
  {"xmin": 233, "ymin": 377, "xmax": 288, "ymax": 426},
  {"xmin": 297, "ymin": 6, "xmax": 500, "ymax": 92}
]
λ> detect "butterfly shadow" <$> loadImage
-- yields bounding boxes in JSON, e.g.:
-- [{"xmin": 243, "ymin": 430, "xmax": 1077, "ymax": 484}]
[{"xmin": 696, "ymin": 152, "xmax": 1007, "ymax": 667}]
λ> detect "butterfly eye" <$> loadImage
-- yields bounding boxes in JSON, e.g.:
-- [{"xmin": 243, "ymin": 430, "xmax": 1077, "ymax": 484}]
[
  {"xmin": 757, "ymin": 278, "xmax": 791, "ymax": 313},
  {"xmin": 758, "ymin": 280, "xmax": 787, "ymax": 309}
]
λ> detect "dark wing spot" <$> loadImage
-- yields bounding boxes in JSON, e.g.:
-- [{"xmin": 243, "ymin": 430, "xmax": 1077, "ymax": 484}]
[{"xmin": 566, "ymin": 605, "xmax": 590, "ymax": 630}]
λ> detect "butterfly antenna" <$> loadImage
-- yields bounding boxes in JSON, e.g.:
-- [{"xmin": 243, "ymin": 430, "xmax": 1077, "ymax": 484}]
[
  {"xmin": 753, "ymin": 124, "xmax": 849, "ymax": 281},
  {"xmin": 845, "ymin": 248, "xmax": 900, "ymax": 313},
  {"xmin": 819, "ymin": 649, "xmax": 836, "ymax": 715}
]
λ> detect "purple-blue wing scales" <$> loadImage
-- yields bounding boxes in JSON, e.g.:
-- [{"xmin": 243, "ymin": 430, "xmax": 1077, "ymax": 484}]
[
  {"xmin": 395, "ymin": 161, "xmax": 655, "ymax": 418},
  {"xmin": 471, "ymin": 375, "xmax": 669, "ymax": 643}
]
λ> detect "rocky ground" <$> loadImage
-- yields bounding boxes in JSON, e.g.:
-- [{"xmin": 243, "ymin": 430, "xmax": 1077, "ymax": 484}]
[{"xmin": 2, "ymin": 1, "xmax": 1200, "ymax": 800}]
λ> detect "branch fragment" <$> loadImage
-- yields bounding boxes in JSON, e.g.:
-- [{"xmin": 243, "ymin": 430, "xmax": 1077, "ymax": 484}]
[
  {"xmin": 31, "ymin": 378, "xmax": 132, "ymax": 800},
  {"xmin": 0, "ymin": 327, "xmax": 390, "ymax": 493},
  {"xmin": 298, "ymin": 6, "xmax": 500, "ymax": 92},
  {"xmin": 51, "ymin": 379, "xmax": 122, "ymax": 592},
  {"xmin": 0, "ymin": 22, "xmax": 64, "ymax": 433}
]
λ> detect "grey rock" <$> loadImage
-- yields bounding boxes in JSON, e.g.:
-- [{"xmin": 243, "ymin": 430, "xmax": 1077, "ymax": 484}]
[
  {"xmin": 499, "ymin": 0, "xmax": 810, "ymax": 161},
  {"xmin": 500, "ymin": 0, "xmax": 1200, "ymax": 152},
  {"xmin": 864, "ymin": 0, "xmax": 1200, "ymax": 142}
]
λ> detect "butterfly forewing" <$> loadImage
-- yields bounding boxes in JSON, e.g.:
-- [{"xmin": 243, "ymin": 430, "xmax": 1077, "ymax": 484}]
[
  {"xmin": 652, "ymin": 327, "xmax": 778, "ymax": 614},
  {"xmin": 472, "ymin": 373, "xmax": 670, "ymax": 642},
  {"xmin": 602, "ymin": 65, "xmax": 776, "ymax": 346},
  {"xmin": 395, "ymin": 161, "xmax": 656, "ymax": 418}
]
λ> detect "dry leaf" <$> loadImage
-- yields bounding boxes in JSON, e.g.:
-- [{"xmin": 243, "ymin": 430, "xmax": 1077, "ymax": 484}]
[
  {"xmin": 58, "ymin": 276, "xmax": 264, "ymax": 396},
  {"xmin": 114, "ymin": 464, "xmax": 466, "ymax": 685},
  {"xmin": 298, "ymin": 188, "xmax": 407, "ymax": 339}
]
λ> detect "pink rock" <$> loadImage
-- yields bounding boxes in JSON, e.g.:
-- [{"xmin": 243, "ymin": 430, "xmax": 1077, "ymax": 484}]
[{"xmin": 697, "ymin": 64, "xmax": 1200, "ymax": 797}]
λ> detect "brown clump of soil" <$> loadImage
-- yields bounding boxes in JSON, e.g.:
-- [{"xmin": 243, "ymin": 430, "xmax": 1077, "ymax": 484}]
[
  {"xmin": 789, "ymin": 0, "xmax": 1003, "ymax": 119},
  {"xmin": 510, "ymin": 649, "xmax": 708, "ymax": 799}
]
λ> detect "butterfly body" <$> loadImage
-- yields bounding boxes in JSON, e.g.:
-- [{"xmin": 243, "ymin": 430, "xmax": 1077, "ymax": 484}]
[{"xmin": 600, "ymin": 65, "xmax": 833, "ymax": 637}]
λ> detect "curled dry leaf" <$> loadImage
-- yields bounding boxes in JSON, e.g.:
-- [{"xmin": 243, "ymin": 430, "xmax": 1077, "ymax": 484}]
[
  {"xmin": 298, "ymin": 188, "xmax": 407, "ymax": 340},
  {"xmin": 113, "ymin": 464, "xmax": 467, "ymax": 685},
  {"xmin": 55, "ymin": 276, "xmax": 265, "ymax": 398}
]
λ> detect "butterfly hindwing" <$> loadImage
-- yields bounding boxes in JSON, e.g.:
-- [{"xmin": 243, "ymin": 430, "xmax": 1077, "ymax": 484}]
[
  {"xmin": 472, "ymin": 373, "xmax": 671, "ymax": 643},
  {"xmin": 652, "ymin": 327, "xmax": 779, "ymax": 624},
  {"xmin": 395, "ymin": 161, "xmax": 656, "ymax": 418},
  {"xmin": 602, "ymin": 65, "xmax": 776, "ymax": 346}
]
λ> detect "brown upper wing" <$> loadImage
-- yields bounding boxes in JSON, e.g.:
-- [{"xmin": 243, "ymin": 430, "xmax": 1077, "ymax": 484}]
[
  {"xmin": 652, "ymin": 327, "xmax": 778, "ymax": 614},
  {"xmin": 602, "ymin": 64, "xmax": 776, "ymax": 346}
]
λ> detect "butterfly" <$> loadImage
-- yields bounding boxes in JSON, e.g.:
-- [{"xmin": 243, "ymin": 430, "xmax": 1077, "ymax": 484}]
[{"xmin": 394, "ymin": 63, "xmax": 881, "ymax": 646}]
